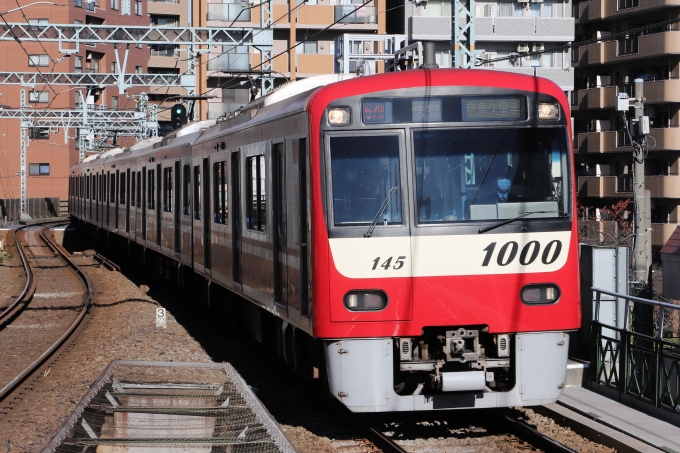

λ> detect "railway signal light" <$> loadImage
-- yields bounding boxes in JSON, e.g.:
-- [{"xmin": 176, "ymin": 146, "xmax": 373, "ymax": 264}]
[{"xmin": 171, "ymin": 104, "xmax": 187, "ymax": 130}]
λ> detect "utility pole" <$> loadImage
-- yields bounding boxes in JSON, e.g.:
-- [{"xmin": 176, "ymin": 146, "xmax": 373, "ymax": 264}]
[{"xmin": 451, "ymin": 0, "xmax": 481, "ymax": 68}]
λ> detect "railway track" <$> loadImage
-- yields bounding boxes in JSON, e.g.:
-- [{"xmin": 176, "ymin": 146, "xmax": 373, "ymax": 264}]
[{"xmin": 0, "ymin": 223, "xmax": 92, "ymax": 409}]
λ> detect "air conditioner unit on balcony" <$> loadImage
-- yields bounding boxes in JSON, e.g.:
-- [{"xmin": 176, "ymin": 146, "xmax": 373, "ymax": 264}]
[{"xmin": 517, "ymin": 43, "xmax": 529, "ymax": 52}]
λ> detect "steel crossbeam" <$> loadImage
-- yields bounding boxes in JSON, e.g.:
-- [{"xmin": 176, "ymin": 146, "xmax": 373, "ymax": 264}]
[
  {"xmin": 0, "ymin": 24, "xmax": 273, "ymax": 49},
  {"xmin": 0, "ymin": 71, "xmax": 182, "ymax": 87}
]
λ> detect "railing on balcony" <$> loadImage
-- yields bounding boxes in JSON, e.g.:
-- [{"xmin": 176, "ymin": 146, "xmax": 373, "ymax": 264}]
[
  {"xmin": 207, "ymin": 3, "xmax": 251, "ymax": 21},
  {"xmin": 617, "ymin": 174, "xmax": 633, "ymax": 193},
  {"xmin": 619, "ymin": 0, "xmax": 639, "ymax": 10},
  {"xmin": 334, "ymin": 5, "xmax": 376, "ymax": 23},
  {"xmin": 207, "ymin": 53, "xmax": 250, "ymax": 71},
  {"xmin": 590, "ymin": 287, "xmax": 680, "ymax": 418},
  {"xmin": 618, "ymin": 35, "xmax": 638, "ymax": 55}
]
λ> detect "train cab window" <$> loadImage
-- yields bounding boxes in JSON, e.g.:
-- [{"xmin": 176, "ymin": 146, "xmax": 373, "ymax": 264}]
[
  {"xmin": 163, "ymin": 167, "xmax": 173, "ymax": 212},
  {"xmin": 213, "ymin": 161, "xmax": 228, "ymax": 224},
  {"xmin": 329, "ymin": 135, "xmax": 402, "ymax": 226},
  {"xmin": 148, "ymin": 169, "xmax": 155, "ymax": 210},
  {"xmin": 183, "ymin": 165, "xmax": 191, "ymax": 216},
  {"xmin": 136, "ymin": 171, "xmax": 141, "ymax": 208},
  {"xmin": 119, "ymin": 173, "xmax": 126, "ymax": 204},
  {"xmin": 193, "ymin": 165, "xmax": 201, "ymax": 220},
  {"xmin": 246, "ymin": 155, "xmax": 266, "ymax": 231},
  {"xmin": 413, "ymin": 127, "xmax": 570, "ymax": 222}
]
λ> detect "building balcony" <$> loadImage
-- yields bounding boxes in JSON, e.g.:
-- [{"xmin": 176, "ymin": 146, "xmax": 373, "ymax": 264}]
[
  {"xmin": 652, "ymin": 223, "xmax": 679, "ymax": 248},
  {"xmin": 147, "ymin": 0, "xmax": 183, "ymax": 16},
  {"xmin": 574, "ymin": 79, "xmax": 680, "ymax": 110},
  {"xmin": 206, "ymin": 3, "xmax": 250, "ymax": 22},
  {"xmin": 575, "ymin": 31, "xmax": 680, "ymax": 66},
  {"xmin": 476, "ymin": 17, "xmax": 574, "ymax": 42},
  {"xmin": 577, "ymin": 127, "xmax": 680, "ymax": 153},
  {"xmin": 207, "ymin": 53, "xmax": 250, "ymax": 72},
  {"xmin": 574, "ymin": 0, "xmax": 680, "ymax": 23},
  {"xmin": 578, "ymin": 174, "xmax": 680, "ymax": 199},
  {"xmin": 334, "ymin": 5, "xmax": 376, "ymax": 24},
  {"xmin": 574, "ymin": 85, "xmax": 618, "ymax": 110},
  {"xmin": 297, "ymin": 54, "xmax": 334, "ymax": 76}
]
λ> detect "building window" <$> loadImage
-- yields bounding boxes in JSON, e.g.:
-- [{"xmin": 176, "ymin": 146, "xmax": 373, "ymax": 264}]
[
  {"xmin": 151, "ymin": 15, "xmax": 178, "ymax": 26},
  {"xmin": 163, "ymin": 167, "xmax": 173, "ymax": 212},
  {"xmin": 183, "ymin": 165, "xmax": 191, "ymax": 215},
  {"xmin": 29, "ymin": 163, "xmax": 50, "ymax": 175},
  {"xmin": 135, "ymin": 66, "xmax": 142, "ymax": 74},
  {"xmin": 296, "ymin": 41, "xmax": 318, "ymax": 54},
  {"xmin": 213, "ymin": 161, "xmax": 228, "ymax": 224},
  {"xmin": 112, "ymin": 96, "xmax": 118, "ymax": 110},
  {"xmin": 111, "ymin": 0, "xmax": 119, "ymax": 9},
  {"xmin": 75, "ymin": 56, "xmax": 83, "ymax": 73},
  {"xmin": 426, "ymin": 0, "xmax": 451, "ymax": 17},
  {"xmin": 28, "ymin": 54, "xmax": 49, "ymax": 67},
  {"xmin": 246, "ymin": 155, "xmax": 266, "ymax": 231},
  {"xmin": 27, "ymin": 19, "xmax": 48, "ymax": 30},
  {"xmin": 148, "ymin": 169, "xmax": 155, "ymax": 210},
  {"xmin": 134, "ymin": 0, "xmax": 142, "ymax": 15},
  {"xmin": 29, "ymin": 90, "xmax": 49, "ymax": 103},
  {"xmin": 151, "ymin": 45, "xmax": 177, "ymax": 57},
  {"xmin": 75, "ymin": 0, "xmax": 82, "ymax": 7},
  {"xmin": 87, "ymin": 57, "xmax": 100, "ymax": 73},
  {"xmin": 111, "ymin": 61, "xmax": 117, "ymax": 73},
  {"xmin": 135, "ymin": 32, "xmax": 142, "ymax": 49}
]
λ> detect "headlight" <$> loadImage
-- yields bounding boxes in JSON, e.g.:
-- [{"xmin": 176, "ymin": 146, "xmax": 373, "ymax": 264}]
[
  {"xmin": 537, "ymin": 103, "xmax": 559, "ymax": 120},
  {"xmin": 328, "ymin": 107, "xmax": 351, "ymax": 125},
  {"xmin": 520, "ymin": 284, "xmax": 560, "ymax": 305},
  {"xmin": 344, "ymin": 290, "xmax": 388, "ymax": 311}
]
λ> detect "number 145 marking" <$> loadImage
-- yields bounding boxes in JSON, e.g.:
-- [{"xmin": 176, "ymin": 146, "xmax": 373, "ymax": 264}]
[{"xmin": 372, "ymin": 256, "xmax": 406, "ymax": 270}]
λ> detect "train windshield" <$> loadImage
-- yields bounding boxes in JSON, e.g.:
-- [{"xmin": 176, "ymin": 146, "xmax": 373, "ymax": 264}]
[
  {"xmin": 329, "ymin": 135, "xmax": 403, "ymax": 226},
  {"xmin": 413, "ymin": 127, "xmax": 570, "ymax": 223}
]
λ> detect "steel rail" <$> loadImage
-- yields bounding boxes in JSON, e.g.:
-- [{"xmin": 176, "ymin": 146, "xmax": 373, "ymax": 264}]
[
  {"xmin": 0, "ymin": 225, "xmax": 33, "ymax": 323},
  {"xmin": 364, "ymin": 427, "xmax": 409, "ymax": 453},
  {"xmin": 501, "ymin": 412, "xmax": 577, "ymax": 453},
  {"xmin": 0, "ymin": 224, "xmax": 93, "ymax": 402}
]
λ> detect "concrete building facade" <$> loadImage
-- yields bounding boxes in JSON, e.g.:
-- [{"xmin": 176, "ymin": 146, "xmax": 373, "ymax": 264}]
[
  {"xmin": 0, "ymin": 0, "xmax": 150, "ymax": 218},
  {"xmin": 572, "ymin": 0, "xmax": 680, "ymax": 247}
]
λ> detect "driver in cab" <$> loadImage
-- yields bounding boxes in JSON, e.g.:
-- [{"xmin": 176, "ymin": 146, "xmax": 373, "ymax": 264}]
[{"xmin": 480, "ymin": 165, "xmax": 521, "ymax": 204}]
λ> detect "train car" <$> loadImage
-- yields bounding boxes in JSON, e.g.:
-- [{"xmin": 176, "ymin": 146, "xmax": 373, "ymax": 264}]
[{"xmin": 69, "ymin": 68, "xmax": 580, "ymax": 413}]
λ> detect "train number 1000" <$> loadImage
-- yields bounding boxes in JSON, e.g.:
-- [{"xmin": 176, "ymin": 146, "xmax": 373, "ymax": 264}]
[{"xmin": 481, "ymin": 240, "xmax": 562, "ymax": 267}]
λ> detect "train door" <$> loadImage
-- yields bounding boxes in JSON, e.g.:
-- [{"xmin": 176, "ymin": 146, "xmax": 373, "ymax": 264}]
[
  {"xmin": 272, "ymin": 142, "xmax": 287, "ymax": 308},
  {"xmin": 231, "ymin": 152, "xmax": 242, "ymax": 283},
  {"xmin": 174, "ymin": 161, "xmax": 180, "ymax": 253},
  {"xmin": 126, "ymin": 169, "xmax": 130, "ymax": 233},
  {"xmin": 142, "ymin": 166, "xmax": 147, "ymax": 240},
  {"xmin": 202, "ymin": 157, "xmax": 211, "ymax": 269},
  {"xmin": 298, "ymin": 139, "xmax": 309, "ymax": 316},
  {"xmin": 156, "ymin": 163, "xmax": 161, "ymax": 245}
]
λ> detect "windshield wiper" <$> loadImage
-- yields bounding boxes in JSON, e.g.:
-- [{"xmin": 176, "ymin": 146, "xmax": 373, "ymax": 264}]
[
  {"xmin": 477, "ymin": 211, "xmax": 561, "ymax": 234},
  {"xmin": 364, "ymin": 186, "xmax": 397, "ymax": 238}
]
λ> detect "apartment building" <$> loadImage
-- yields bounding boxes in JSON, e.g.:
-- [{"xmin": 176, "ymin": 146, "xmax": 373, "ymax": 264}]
[
  {"xmin": 572, "ymin": 0, "xmax": 680, "ymax": 247},
  {"xmin": 385, "ymin": 0, "xmax": 574, "ymax": 93},
  {"xmin": 192, "ymin": 0, "xmax": 386, "ymax": 120},
  {"xmin": 0, "ymin": 0, "xmax": 150, "ymax": 218},
  {"xmin": 146, "ymin": 0, "xmax": 189, "ymax": 130}
]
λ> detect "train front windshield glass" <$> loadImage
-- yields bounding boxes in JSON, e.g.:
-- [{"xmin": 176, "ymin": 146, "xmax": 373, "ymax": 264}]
[
  {"xmin": 330, "ymin": 135, "xmax": 402, "ymax": 226},
  {"xmin": 413, "ymin": 127, "xmax": 569, "ymax": 223}
]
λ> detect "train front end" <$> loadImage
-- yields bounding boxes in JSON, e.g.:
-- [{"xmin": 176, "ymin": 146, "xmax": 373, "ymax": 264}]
[{"xmin": 308, "ymin": 70, "xmax": 580, "ymax": 412}]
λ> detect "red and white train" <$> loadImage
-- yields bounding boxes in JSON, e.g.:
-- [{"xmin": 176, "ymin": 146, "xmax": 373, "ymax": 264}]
[{"xmin": 69, "ymin": 68, "xmax": 580, "ymax": 412}]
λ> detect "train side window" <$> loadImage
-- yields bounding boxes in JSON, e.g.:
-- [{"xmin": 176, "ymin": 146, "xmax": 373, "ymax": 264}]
[
  {"xmin": 183, "ymin": 165, "xmax": 190, "ymax": 216},
  {"xmin": 148, "ymin": 169, "xmax": 155, "ymax": 210},
  {"xmin": 163, "ymin": 167, "xmax": 173, "ymax": 212},
  {"xmin": 136, "ymin": 171, "xmax": 141, "ymax": 207},
  {"xmin": 246, "ymin": 154, "xmax": 266, "ymax": 232},
  {"xmin": 119, "ymin": 173, "xmax": 126, "ymax": 204},
  {"xmin": 193, "ymin": 165, "xmax": 201, "ymax": 220},
  {"xmin": 131, "ymin": 172, "xmax": 136, "ymax": 207},
  {"xmin": 213, "ymin": 161, "xmax": 228, "ymax": 224},
  {"xmin": 110, "ymin": 172, "xmax": 116, "ymax": 203}
]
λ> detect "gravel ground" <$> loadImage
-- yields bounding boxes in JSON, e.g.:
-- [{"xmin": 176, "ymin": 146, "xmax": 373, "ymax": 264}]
[{"xmin": 0, "ymin": 231, "xmax": 618, "ymax": 453}]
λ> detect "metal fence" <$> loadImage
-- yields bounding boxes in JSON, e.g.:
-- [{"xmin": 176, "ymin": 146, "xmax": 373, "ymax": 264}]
[{"xmin": 591, "ymin": 287, "xmax": 680, "ymax": 416}]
